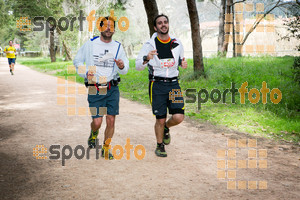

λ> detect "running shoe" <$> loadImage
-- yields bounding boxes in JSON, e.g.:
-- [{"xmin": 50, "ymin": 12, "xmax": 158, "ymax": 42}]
[
  {"xmin": 163, "ymin": 125, "xmax": 170, "ymax": 145},
  {"xmin": 155, "ymin": 143, "xmax": 167, "ymax": 157},
  {"xmin": 101, "ymin": 146, "xmax": 114, "ymax": 160},
  {"xmin": 88, "ymin": 129, "xmax": 99, "ymax": 148}
]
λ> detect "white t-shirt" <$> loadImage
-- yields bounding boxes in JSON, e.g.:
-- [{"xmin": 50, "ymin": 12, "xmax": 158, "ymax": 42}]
[
  {"xmin": 73, "ymin": 36, "xmax": 129, "ymax": 82},
  {"xmin": 92, "ymin": 38, "xmax": 124, "ymax": 82}
]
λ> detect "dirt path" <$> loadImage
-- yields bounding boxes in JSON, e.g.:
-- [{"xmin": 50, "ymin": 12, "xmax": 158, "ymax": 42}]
[{"xmin": 0, "ymin": 57, "xmax": 299, "ymax": 200}]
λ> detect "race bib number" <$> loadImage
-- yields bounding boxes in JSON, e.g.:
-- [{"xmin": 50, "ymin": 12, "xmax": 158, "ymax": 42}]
[{"xmin": 160, "ymin": 58, "xmax": 175, "ymax": 68}]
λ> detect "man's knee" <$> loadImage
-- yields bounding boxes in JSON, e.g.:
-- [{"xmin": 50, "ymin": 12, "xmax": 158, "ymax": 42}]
[
  {"xmin": 92, "ymin": 117, "xmax": 103, "ymax": 129},
  {"xmin": 172, "ymin": 114, "xmax": 184, "ymax": 124},
  {"xmin": 106, "ymin": 115, "xmax": 115, "ymax": 128},
  {"xmin": 156, "ymin": 118, "xmax": 166, "ymax": 126}
]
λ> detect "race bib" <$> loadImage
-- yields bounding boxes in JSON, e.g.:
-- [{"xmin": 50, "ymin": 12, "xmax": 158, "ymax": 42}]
[{"xmin": 160, "ymin": 58, "xmax": 175, "ymax": 68}]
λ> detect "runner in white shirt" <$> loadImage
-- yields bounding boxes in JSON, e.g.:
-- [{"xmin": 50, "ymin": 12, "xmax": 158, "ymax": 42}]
[
  {"xmin": 136, "ymin": 14, "xmax": 188, "ymax": 157},
  {"xmin": 74, "ymin": 17, "xmax": 129, "ymax": 160}
]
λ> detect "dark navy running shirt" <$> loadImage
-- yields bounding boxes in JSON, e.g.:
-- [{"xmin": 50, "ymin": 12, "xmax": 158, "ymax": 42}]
[
  {"xmin": 155, "ymin": 37, "xmax": 175, "ymax": 70},
  {"xmin": 155, "ymin": 37, "xmax": 174, "ymax": 59}
]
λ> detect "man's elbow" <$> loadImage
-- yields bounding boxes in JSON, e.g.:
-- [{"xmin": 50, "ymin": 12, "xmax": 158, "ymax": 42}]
[
  {"xmin": 73, "ymin": 58, "xmax": 81, "ymax": 68},
  {"xmin": 119, "ymin": 66, "xmax": 129, "ymax": 74},
  {"xmin": 119, "ymin": 70, "xmax": 128, "ymax": 75},
  {"xmin": 135, "ymin": 60, "xmax": 144, "ymax": 71}
]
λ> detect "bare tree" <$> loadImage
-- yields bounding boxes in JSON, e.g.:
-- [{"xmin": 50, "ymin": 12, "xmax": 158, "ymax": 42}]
[
  {"xmin": 56, "ymin": 27, "xmax": 72, "ymax": 61},
  {"xmin": 227, "ymin": 0, "xmax": 295, "ymax": 57},
  {"xmin": 142, "ymin": 0, "xmax": 159, "ymax": 37},
  {"xmin": 231, "ymin": 0, "xmax": 245, "ymax": 57},
  {"xmin": 218, "ymin": 0, "xmax": 226, "ymax": 55},
  {"xmin": 222, "ymin": 0, "xmax": 233, "ymax": 55},
  {"xmin": 49, "ymin": 23, "xmax": 56, "ymax": 62},
  {"xmin": 186, "ymin": 0, "xmax": 204, "ymax": 73},
  {"xmin": 240, "ymin": 1, "xmax": 281, "ymax": 47}
]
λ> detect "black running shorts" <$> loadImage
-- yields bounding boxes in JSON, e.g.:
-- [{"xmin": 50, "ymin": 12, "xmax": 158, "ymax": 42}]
[{"xmin": 149, "ymin": 80, "xmax": 185, "ymax": 119}]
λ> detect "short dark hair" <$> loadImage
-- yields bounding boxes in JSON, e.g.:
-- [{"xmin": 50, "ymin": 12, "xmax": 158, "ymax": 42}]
[
  {"xmin": 99, "ymin": 16, "xmax": 116, "ymax": 28},
  {"xmin": 153, "ymin": 14, "xmax": 169, "ymax": 27},
  {"xmin": 9, "ymin": 40, "xmax": 13, "ymax": 43}
]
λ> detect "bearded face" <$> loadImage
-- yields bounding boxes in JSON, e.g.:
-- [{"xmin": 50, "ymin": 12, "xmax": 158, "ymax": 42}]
[
  {"xmin": 100, "ymin": 20, "xmax": 115, "ymax": 40},
  {"xmin": 154, "ymin": 16, "xmax": 169, "ymax": 35}
]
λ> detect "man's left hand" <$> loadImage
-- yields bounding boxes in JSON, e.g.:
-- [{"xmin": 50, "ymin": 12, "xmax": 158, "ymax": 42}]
[
  {"xmin": 181, "ymin": 57, "xmax": 187, "ymax": 69},
  {"xmin": 114, "ymin": 59, "xmax": 124, "ymax": 69}
]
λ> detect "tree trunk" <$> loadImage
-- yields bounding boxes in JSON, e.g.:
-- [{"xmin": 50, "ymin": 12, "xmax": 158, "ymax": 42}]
[
  {"xmin": 49, "ymin": 24, "xmax": 56, "ymax": 62},
  {"xmin": 62, "ymin": 40, "xmax": 72, "ymax": 61},
  {"xmin": 78, "ymin": 30, "xmax": 81, "ymax": 49},
  {"xmin": 56, "ymin": 26, "xmax": 72, "ymax": 61},
  {"xmin": 232, "ymin": 4, "xmax": 236, "ymax": 57},
  {"xmin": 142, "ymin": 0, "xmax": 159, "ymax": 37},
  {"xmin": 218, "ymin": 0, "xmax": 226, "ymax": 56},
  {"xmin": 186, "ymin": 0, "xmax": 204, "ymax": 73},
  {"xmin": 222, "ymin": 0, "xmax": 233, "ymax": 55},
  {"xmin": 127, "ymin": 45, "xmax": 133, "ymax": 58}
]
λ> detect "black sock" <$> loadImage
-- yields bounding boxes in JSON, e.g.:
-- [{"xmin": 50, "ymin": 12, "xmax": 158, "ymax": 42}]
[{"xmin": 157, "ymin": 142, "xmax": 163, "ymax": 147}]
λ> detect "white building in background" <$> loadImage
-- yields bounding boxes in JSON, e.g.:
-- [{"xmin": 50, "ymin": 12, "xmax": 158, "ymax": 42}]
[{"xmin": 123, "ymin": 0, "xmax": 299, "ymax": 58}]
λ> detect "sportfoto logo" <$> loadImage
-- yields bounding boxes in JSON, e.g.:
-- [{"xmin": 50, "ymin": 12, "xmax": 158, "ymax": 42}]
[
  {"xmin": 217, "ymin": 139, "xmax": 268, "ymax": 190},
  {"xmin": 185, "ymin": 81, "xmax": 282, "ymax": 110},
  {"xmin": 56, "ymin": 66, "xmax": 110, "ymax": 116},
  {"xmin": 17, "ymin": 9, "xmax": 129, "ymax": 37},
  {"xmin": 33, "ymin": 138, "xmax": 146, "ymax": 166}
]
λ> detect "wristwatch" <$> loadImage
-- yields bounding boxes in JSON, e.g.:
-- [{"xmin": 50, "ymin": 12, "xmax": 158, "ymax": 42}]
[{"xmin": 143, "ymin": 55, "xmax": 149, "ymax": 62}]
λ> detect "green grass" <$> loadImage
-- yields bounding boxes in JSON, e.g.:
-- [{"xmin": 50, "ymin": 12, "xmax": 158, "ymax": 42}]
[
  {"xmin": 17, "ymin": 56, "xmax": 300, "ymax": 143},
  {"xmin": 17, "ymin": 57, "xmax": 85, "ymax": 83},
  {"xmin": 120, "ymin": 57, "xmax": 300, "ymax": 143}
]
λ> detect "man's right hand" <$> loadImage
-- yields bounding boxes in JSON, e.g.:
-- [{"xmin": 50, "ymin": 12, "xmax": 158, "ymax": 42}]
[
  {"xmin": 147, "ymin": 50, "xmax": 158, "ymax": 60},
  {"xmin": 143, "ymin": 50, "xmax": 158, "ymax": 65},
  {"xmin": 87, "ymin": 70, "xmax": 96, "ymax": 83}
]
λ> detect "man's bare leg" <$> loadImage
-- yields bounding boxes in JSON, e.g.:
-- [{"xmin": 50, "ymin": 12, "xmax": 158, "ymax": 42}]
[
  {"xmin": 102, "ymin": 115, "xmax": 115, "ymax": 159},
  {"xmin": 88, "ymin": 117, "xmax": 103, "ymax": 148},
  {"xmin": 155, "ymin": 118, "xmax": 166, "ymax": 143},
  {"xmin": 166, "ymin": 114, "xmax": 184, "ymax": 128},
  {"xmin": 11, "ymin": 63, "xmax": 15, "ymax": 73},
  {"xmin": 91, "ymin": 117, "xmax": 103, "ymax": 132},
  {"xmin": 154, "ymin": 118, "xmax": 167, "ymax": 157},
  {"xmin": 162, "ymin": 113, "xmax": 184, "ymax": 145},
  {"xmin": 104, "ymin": 115, "xmax": 115, "ymax": 143}
]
